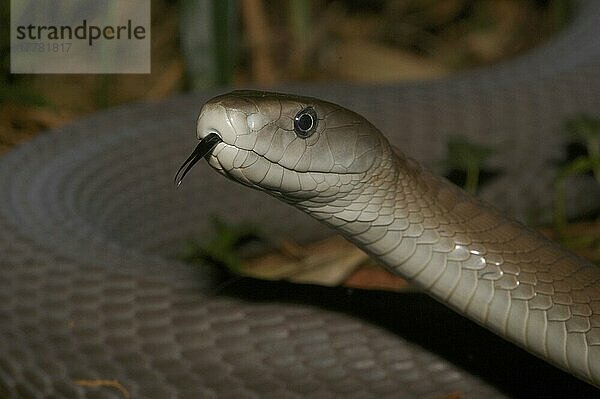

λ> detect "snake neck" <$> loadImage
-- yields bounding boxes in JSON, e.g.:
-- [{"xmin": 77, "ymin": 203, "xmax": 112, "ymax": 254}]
[
  {"xmin": 296, "ymin": 147, "xmax": 453, "ymax": 283},
  {"xmin": 293, "ymin": 146, "xmax": 600, "ymax": 387}
]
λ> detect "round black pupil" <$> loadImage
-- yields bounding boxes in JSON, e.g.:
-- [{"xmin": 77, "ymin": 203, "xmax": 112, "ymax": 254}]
[{"xmin": 298, "ymin": 113, "xmax": 313, "ymax": 131}]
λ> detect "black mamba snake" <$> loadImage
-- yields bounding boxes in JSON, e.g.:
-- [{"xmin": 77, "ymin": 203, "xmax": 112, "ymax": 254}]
[
  {"xmin": 178, "ymin": 88, "xmax": 600, "ymax": 388},
  {"xmin": 1, "ymin": 1, "xmax": 600, "ymax": 397}
]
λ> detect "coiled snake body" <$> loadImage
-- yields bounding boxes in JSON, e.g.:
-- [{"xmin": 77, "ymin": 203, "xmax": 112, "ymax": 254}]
[{"xmin": 179, "ymin": 90, "xmax": 600, "ymax": 388}]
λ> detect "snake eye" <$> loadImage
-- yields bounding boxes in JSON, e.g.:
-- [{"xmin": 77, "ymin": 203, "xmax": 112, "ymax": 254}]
[{"xmin": 293, "ymin": 107, "xmax": 318, "ymax": 138}]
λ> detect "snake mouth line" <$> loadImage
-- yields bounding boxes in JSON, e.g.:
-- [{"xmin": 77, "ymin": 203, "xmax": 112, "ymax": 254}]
[{"xmin": 174, "ymin": 132, "xmax": 223, "ymax": 187}]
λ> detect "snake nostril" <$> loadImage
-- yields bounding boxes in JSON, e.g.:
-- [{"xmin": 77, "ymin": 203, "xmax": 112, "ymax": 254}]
[
  {"xmin": 205, "ymin": 129, "xmax": 222, "ymax": 140},
  {"xmin": 196, "ymin": 103, "xmax": 232, "ymax": 141}
]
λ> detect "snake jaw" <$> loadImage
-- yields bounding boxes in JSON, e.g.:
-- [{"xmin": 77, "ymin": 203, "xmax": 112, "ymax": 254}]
[{"xmin": 174, "ymin": 132, "xmax": 222, "ymax": 187}]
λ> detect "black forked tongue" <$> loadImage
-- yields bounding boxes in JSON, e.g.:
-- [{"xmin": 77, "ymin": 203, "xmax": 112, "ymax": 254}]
[{"xmin": 174, "ymin": 133, "xmax": 222, "ymax": 187}]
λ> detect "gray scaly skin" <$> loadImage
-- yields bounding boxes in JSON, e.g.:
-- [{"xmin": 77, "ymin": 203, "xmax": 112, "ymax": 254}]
[{"xmin": 187, "ymin": 90, "xmax": 600, "ymax": 387}]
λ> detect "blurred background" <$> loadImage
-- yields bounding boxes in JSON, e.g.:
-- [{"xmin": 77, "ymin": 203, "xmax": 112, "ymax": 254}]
[
  {"xmin": 6, "ymin": 0, "xmax": 598, "ymax": 284},
  {"xmin": 1, "ymin": 0, "xmax": 572, "ymax": 154}
]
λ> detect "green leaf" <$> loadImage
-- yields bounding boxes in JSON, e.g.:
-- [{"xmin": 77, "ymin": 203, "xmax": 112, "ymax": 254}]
[
  {"xmin": 556, "ymin": 156, "xmax": 594, "ymax": 180},
  {"xmin": 444, "ymin": 135, "xmax": 496, "ymax": 193},
  {"xmin": 177, "ymin": 216, "xmax": 263, "ymax": 273},
  {"xmin": 446, "ymin": 136, "xmax": 495, "ymax": 171},
  {"xmin": 564, "ymin": 115, "xmax": 600, "ymax": 144}
]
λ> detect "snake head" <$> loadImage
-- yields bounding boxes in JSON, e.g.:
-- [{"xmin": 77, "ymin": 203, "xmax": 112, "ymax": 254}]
[{"xmin": 191, "ymin": 90, "xmax": 391, "ymax": 202}]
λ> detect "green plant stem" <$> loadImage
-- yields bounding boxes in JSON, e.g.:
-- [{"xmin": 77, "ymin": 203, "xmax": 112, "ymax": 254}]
[
  {"xmin": 586, "ymin": 137, "xmax": 600, "ymax": 182},
  {"xmin": 465, "ymin": 164, "xmax": 480, "ymax": 194},
  {"xmin": 213, "ymin": 0, "xmax": 235, "ymax": 86},
  {"xmin": 553, "ymin": 177, "xmax": 567, "ymax": 233},
  {"xmin": 289, "ymin": 0, "xmax": 311, "ymax": 42}
]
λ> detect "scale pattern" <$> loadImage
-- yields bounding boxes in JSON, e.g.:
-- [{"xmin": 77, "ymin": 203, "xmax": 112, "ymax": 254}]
[
  {"xmin": 323, "ymin": 152, "xmax": 600, "ymax": 386},
  {"xmin": 1, "ymin": 1, "xmax": 600, "ymax": 396},
  {"xmin": 198, "ymin": 87, "xmax": 600, "ymax": 387}
]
